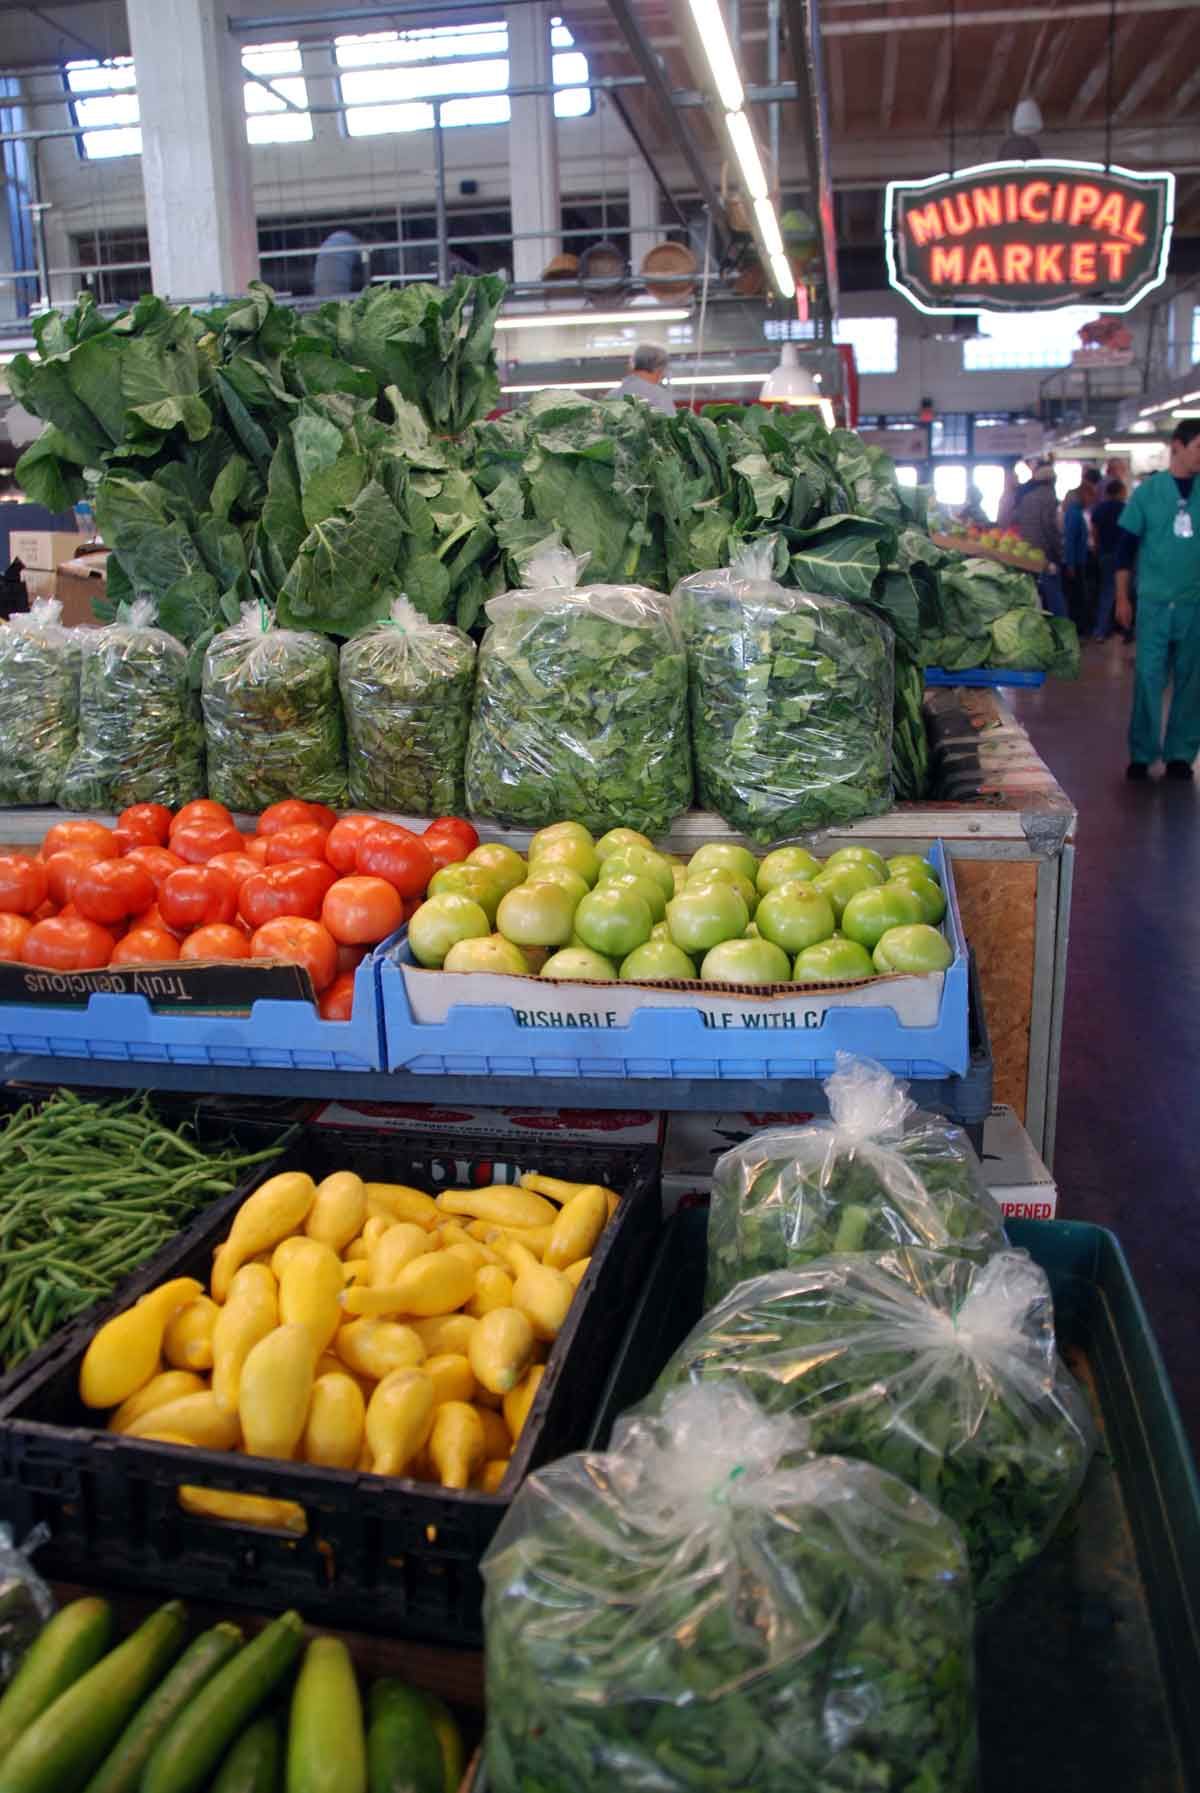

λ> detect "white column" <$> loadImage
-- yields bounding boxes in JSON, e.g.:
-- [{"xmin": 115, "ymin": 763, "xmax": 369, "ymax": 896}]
[
  {"xmin": 126, "ymin": 0, "xmax": 257, "ymax": 301},
  {"xmin": 628, "ymin": 154, "xmax": 659, "ymax": 280},
  {"xmin": 506, "ymin": 3, "xmax": 559, "ymax": 287}
]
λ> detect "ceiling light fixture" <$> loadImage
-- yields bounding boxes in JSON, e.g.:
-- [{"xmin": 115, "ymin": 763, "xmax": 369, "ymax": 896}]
[
  {"xmin": 769, "ymin": 253, "xmax": 796, "ymax": 300},
  {"xmin": 497, "ymin": 307, "xmax": 691, "ymax": 331},
  {"xmin": 500, "ymin": 379, "xmax": 614, "ymax": 393},
  {"xmin": 753, "ymin": 196, "xmax": 785, "ymax": 260},
  {"xmin": 760, "ymin": 342, "xmax": 835, "ymax": 426},
  {"xmin": 725, "ymin": 109, "xmax": 767, "ymax": 201},
  {"xmin": 687, "ymin": 0, "xmax": 744, "ymax": 111}
]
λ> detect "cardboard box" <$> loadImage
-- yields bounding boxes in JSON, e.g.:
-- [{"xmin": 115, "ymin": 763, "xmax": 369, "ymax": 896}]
[
  {"xmin": 313, "ymin": 1098, "xmax": 663, "ymax": 1148},
  {"xmin": 980, "ymin": 1103, "xmax": 1058, "ymax": 1220},
  {"xmin": 9, "ymin": 528, "xmax": 84, "ymax": 572},
  {"xmin": 17, "ymin": 569, "xmax": 58, "ymax": 602},
  {"xmin": 54, "ymin": 547, "xmax": 108, "ymax": 627},
  {"xmin": 662, "ymin": 1108, "xmax": 817, "ymax": 1215}
]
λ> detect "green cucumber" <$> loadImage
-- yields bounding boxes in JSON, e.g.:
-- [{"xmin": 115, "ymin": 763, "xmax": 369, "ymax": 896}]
[
  {"xmin": 82, "ymin": 1623, "xmax": 244, "ymax": 1793},
  {"xmin": 211, "ymin": 1715, "xmax": 282, "ymax": 1793},
  {"xmin": 0, "ymin": 1600, "xmax": 187, "ymax": 1793},
  {"xmin": 419, "ymin": 1694, "xmax": 463, "ymax": 1793},
  {"xmin": 142, "ymin": 1610, "xmax": 304, "ymax": 1793},
  {"xmin": 366, "ymin": 1682, "xmax": 442, "ymax": 1793},
  {"xmin": 0, "ymin": 1597, "xmax": 113, "ymax": 1762},
  {"xmin": 287, "ymin": 1639, "xmax": 365, "ymax": 1793}
]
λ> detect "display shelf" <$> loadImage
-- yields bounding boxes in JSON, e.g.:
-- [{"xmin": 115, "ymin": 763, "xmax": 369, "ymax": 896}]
[{"xmin": 925, "ymin": 667, "xmax": 1047, "ymax": 689}]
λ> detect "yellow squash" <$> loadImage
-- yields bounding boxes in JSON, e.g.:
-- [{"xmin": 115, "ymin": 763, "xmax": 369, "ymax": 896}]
[
  {"xmin": 335, "ymin": 1318, "xmax": 425, "ymax": 1382},
  {"xmin": 424, "ymin": 1352, "xmax": 477, "ymax": 1407},
  {"xmin": 543, "ymin": 1186, "xmax": 608, "ymax": 1270},
  {"xmin": 409, "ymin": 1313, "xmax": 477, "ymax": 1356},
  {"xmin": 477, "ymin": 1459, "xmax": 509, "ymax": 1494},
  {"xmin": 471, "ymin": 1221, "xmax": 553, "ymax": 1259},
  {"xmin": 162, "ymin": 1296, "xmax": 220, "ymax": 1373},
  {"xmin": 239, "ymin": 1323, "xmax": 317, "ymax": 1460},
  {"xmin": 303, "ymin": 1371, "xmax": 366, "ymax": 1470},
  {"xmin": 502, "ymin": 1363, "xmax": 545, "ymax": 1443},
  {"xmin": 522, "ymin": 1172, "xmax": 619, "ymax": 1220},
  {"xmin": 365, "ymin": 1369, "xmax": 436, "ymax": 1476},
  {"xmin": 437, "ymin": 1186, "xmax": 556, "ymax": 1230},
  {"xmin": 108, "ymin": 1369, "xmax": 206, "ymax": 1433},
  {"xmin": 564, "ymin": 1258, "xmax": 591, "ymax": 1289},
  {"xmin": 504, "ymin": 1245, "xmax": 573, "ymax": 1342},
  {"xmin": 304, "ymin": 1170, "xmax": 367, "ymax": 1252},
  {"xmin": 211, "ymin": 1263, "xmax": 278, "ymax": 1414},
  {"xmin": 468, "ymin": 1306, "xmax": 535, "ymax": 1395},
  {"xmin": 79, "ymin": 1277, "xmax": 203, "ymax": 1409},
  {"xmin": 343, "ymin": 1251, "xmax": 475, "ymax": 1320},
  {"xmin": 278, "ymin": 1241, "xmax": 344, "ymax": 1352},
  {"xmin": 428, "ymin": 1402, "xmax": 485, "ymax": 1490},
  {"xmin": 211, "ymin": 1171, "xmax": 317, "ymax": 1302},
  {"xmin": 369, "ymin": 1222, "xmax": 435, "ymax": 1286},
  {"xmin": 467, "ymin": 1265, "xmax": 515, "ymax": 1319},
  {"xmin": 364, "ymin": 1182, "xmax": 440, "ymax": 1228},
  {"xmin": 126, "ymin": 1392, "xmax": 240, "ymax": 1451},
  {"xmin": 475, "ymin": 1406, "xmax": 512, "ymax": 1460},
  {"xmin": 178, "ymin": 1486, "xmax": 307, "ymax": 1533}
]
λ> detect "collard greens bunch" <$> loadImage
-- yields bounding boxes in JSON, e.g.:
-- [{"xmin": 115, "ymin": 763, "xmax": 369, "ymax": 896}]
[{"xmin": 483, "ymin": 1383, "xmax": 977, "ymax": 1793}]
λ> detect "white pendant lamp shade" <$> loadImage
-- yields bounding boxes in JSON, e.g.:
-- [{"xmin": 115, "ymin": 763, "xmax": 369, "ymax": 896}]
[{"xmin": 760, "ymin": 344, "xmax": 835, "ymax": 426}]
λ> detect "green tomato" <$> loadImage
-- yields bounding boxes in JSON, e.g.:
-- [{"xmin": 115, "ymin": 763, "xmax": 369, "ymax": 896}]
[
  {"xmin": 443, "ymin": 933, "xmax": 530, "ymax": 975},
  {"xmin": 496, "ymin": 881, "xmax": 577, "ymax": 947},
  {"xmin": 466, "ymin": 843, "xmax": 527, "ymax": 895},
  {"xmin": 598, "ymin": 846, "xmax": 675, "ymax": 901},
  {"xmin": 686, "ymin": 863, "xmax": 757, "ymax": 916},
  {"xmin": 602, "ymin": 870, "xmax": 667, "ymax": 923},
  {"xmin": 619, "ymin": 940, "xmax": 697, "ymax": 982},
  {"xmin": 528, "ymin": 821, "xmax": 595, "ymax": 857},
  {"xmin": 595, "ymin": 827, "xmax": 655, "ymax": 862},
  {"xmin": 524, "ymin": 861, "xmax": 590, "ymax": 908},
  {"xmin": 574, "ymin": 885, "xmax": 654, "ymax": 958},
  {"xmin": 666, "ymin": 880, "xmax": 749, "ymax": 954},
  {"xmin": 408, "ymin": 894, "xmax": 490, "ymax": 968},
  {"xmin": 755, "ymin": 882, "xmax": 837, "ymax": 953},
  {"xmin": 540, "ymin": 947, "xmax": 618, "ymax": 981},
  {"xmin": 873, "ymin": 923, "xmax": 953, "ymax": 974},
  {"xmin": 812, "ymin": 861, "xmax": 884, "ymax": 922},
  {"xmin": 687, "ymin": 842, "xmax": 759, "ymax": 885},
  {"xmin": 887, "ymin": 854, "xmax": 940, "ymax": 886},
  {"xmin": 793, "ymin": 937, "xmax": 876, "ymax": 983},
  {"xmin": 526, "ymin": 835, "xmax": 600, "ymax": 887},
  {"xmin": 824, "ymin": 845, "xmax": 888, "ymax": 881},
  {"xmin": 841, "ymin": 883, "xmax": 925, "ymax": 952},
  {"xmin": 888, "ymin": 872, "xmax": 947, "ymax": 925},
  {"xmin": 650, "ymin": 920, "xmax": 672, "ymax": 943},
  {"xmin": 671, "ymin": 865, "xmax": 688, "ymax": 896},
  {"xmin": 700, "ymin": 938, "xmax": 791, "ymax": 985},
  {"xmin": 427, "ymin": 862, "xmax": 504, "ymax": 924},
  {"xmin": 756, "ymin": 846, "xmax": 822, "ymax": 894}
]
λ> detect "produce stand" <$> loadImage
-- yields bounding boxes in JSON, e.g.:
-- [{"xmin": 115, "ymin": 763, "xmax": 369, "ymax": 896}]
[{"xmin": 929, "ymin": 532, "xmax": 1045, "ymax": 573}]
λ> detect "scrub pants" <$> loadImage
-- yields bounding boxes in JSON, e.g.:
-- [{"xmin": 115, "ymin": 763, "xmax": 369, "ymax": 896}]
[
  {"xmin": 1129, "ymin": 598, "xmax": 1200, "ymax": 767},
  {"xmin": 1093, "ymin": 553, "xmax": 1117, "ymax": 640}
]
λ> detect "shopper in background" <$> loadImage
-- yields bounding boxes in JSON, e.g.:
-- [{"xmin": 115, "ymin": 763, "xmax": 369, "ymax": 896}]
[
  {"xmin": 1116, "ymin": 419, "xmax": 1200, "ymax": 781},
  {"xmin": 1062, "ymin": 481, "xmax": 1091, "ymax": 632},
  {"xmin": 1090, "ymin": 478, "xmax": 1127, "ymax": 642},
  {"xmin": 312, "ymin": 228, "xmax": 366, "ymax": 297},
  {"xmin": 609, "ymin": 343, "xmax": 676, "ymax": 416},
  {"xmin": 996, "ymin": 466, "xmax": 1022, "ymax": 530},
  {"xmin": 1013, "ymin": 458, "xmax": 1066, "ymax": 616}
]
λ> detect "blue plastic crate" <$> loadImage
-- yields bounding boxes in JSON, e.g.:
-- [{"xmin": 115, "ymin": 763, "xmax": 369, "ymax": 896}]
[
  {"xmin": 0, "ymin": 952, "xmax": 384, "ymax": 1071},
  {"xmin": 377, "ymin": 842, "xmax": 970, "ymax": 1081},
  {"xmin": 925, "ymin": 666, "xmax": 1046, "ymax": 688}
]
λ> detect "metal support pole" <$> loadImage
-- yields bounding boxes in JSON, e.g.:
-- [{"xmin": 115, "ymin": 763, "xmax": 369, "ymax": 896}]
[
  {"xmin": 433, "ymin": 104, "xmax": 449, "ymax": 286},
  {"xmin": 27, "ymin": 144, "xmax": 49, "ymax": 311},
  {"xmin": 767, "ymin": 0, "xmax": 781, "ymax": 177},
  {"xmin": 779, "ymin": 0, "xmax": 839, "ymax": 318}
]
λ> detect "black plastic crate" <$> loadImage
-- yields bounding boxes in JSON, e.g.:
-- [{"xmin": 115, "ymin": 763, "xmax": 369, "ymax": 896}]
[{"xmin": 0, "ymin": 1123, "xmax": 661, "ymax": 1647}]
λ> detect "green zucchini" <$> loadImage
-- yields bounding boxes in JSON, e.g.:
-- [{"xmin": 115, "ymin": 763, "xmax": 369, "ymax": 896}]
[
  {"xmin": 419, "ymin": 1694, "xmax": 463, "ymax": 1793},
  {"xmin": 211, "ymin": 1715, "xmax": 282, "ymax": 1793},
  {"xmin": 82, "ymin": 1622, "xmax": 244, "ymax": 1793},
  {"xmin": 142, "ymin": 1610, "xmax": 304, "ymax": 1793},
  {"xmin": 0, "ymin": 1600, "xmax": 187, "ymax": 1793},
  {"xmin": 0, "ymin": 1597, "xmax": 112, "ymax": 1762},
  {"xmin": 287, "ymin": 1639, "xmax": 365, "ymax": 1793},
  {"xmin": 366, "ymin": 1681, "xmax": 442, "ymax": 1793}
]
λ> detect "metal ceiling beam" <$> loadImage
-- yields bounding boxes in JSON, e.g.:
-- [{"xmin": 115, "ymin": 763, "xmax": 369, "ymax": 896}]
[
  {"xmin": 879, "ymin": 30, "xmax": 898, "ymax": 132},
  {"xmin": 780, "ymin": 0, "xmax": 838, "ymax": 318},
  {"xmin": 1067, "ymin": 16, "xmax": 1137, "ymax": 122},
  {"xmin": 1113, "ymin": 13, "xmax": 1195, "ymax": 120},
  {"xmin": 973, "ymin": 26, "xmax": 1016, "ymax": 128},
  {"xmin": 821, "ymin": 0, "xmax": 1193, "ymax": 31}
]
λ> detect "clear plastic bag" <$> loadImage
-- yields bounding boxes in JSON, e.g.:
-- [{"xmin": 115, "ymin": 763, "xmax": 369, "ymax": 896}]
[
  {"xmin": 0, "ymin": 600, "xmax": 81, "ymax": 805},
  {"xmin": 482, "ymin": 1382, "xmax": 976, "ymax": 1793},
  {"xmin": 0, "ymin": 1523, "xmax": 52, "ymax": 1692},
  {"xmin": 465, "ymin": 541, "xmax": 692, "ymax": 833},
  {"xmin": 676, "ymin": 540, "xmax": 894, "ymax": 842},
  {"xmin": 339, "ymin": 596, "xmax": 475, "ymax": 814},
  {"xmin": 203, "ymin": 604, "xmax": 346, "ymax": 812},
  {"xmin": 59, "ymin": 599, "xmax": 204, "ymax": 811},
  {"xmin": 706, "ymin": 1054, "xmax": 1007, "ymax": 1304},
  {"xmin": 652, "ymin": 1248, "xmax": 1096, "ymax": 1604}
]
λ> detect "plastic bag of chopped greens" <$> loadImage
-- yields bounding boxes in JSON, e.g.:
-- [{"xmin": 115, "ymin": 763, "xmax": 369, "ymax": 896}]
[
  {"xmin": 59, "ymin": 599, "xmax": 205, "ymax": 811},
  {"xmin": 677, "ymin": 539, "xmax": 894, "ymax": 842},
  {"xmin": 203, "ymin": 604, "xmax": 346, "ymax": 812},
  {"xmin": 0, "ymin": 600, "xmax": 81, "ymax": 805},
  {"xmin": 651, "ymin": 1248, "xmax": 1096, "ymax": 1604},
  {"xmin": 339, "ymin": 595, "xmax": 475, "ymax": 814},
  {"xmin": 706, "ymin": 1053, "xmax": 1006, "ymax": 1304},
  {"xmin": 465, "ymin": 539, "xmax": 692, "ymax": 834},
  {"xmin": 482, "ymin": 1382, "xmax": 976, "ymax": 1793},
  {"xmin": 0, "ymin": 1523, "xmax": 52, "ymax": 1692}
]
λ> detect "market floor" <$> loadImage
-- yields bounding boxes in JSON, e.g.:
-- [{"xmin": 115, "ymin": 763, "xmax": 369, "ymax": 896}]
[{"xmin": 1010, "ymin": 640, "xmax": 1200, "ymax": 1460}]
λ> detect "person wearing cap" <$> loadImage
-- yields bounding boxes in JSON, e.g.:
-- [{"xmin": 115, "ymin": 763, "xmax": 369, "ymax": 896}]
[
  {"xmin": 1013, "ymin": 457, "xmax": 1065, "ymax": 616},
  {"xmin": 609, "ymin": 344, "xmax": 675, "ymax": 417}
]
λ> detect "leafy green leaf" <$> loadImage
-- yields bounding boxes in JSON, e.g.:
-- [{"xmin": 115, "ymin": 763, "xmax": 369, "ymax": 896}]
[{"xmin": 276, "ymin": 478, "xmax": 405, "ymax": 637}]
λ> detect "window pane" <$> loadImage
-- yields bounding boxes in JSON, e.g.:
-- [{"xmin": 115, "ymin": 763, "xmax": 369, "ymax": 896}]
[
  {"xmin": 346, "ymin": 100, "xmax": 434, "ymax": 136},
  {"xmin": 336, "ymin": 18, "xmax": 587, "ymax": 135},
  {"xmin": 963, "ymin": 307, "xmax": 1100, "ymax": 371},
  {"xmin": 933, "ymin": 464, "xmax": 968, "ymax": 507},
  {"xmin": 243, "ymin": 42, "xmax": 313, "ymax": 143},
  {"xmin": 66, "ymin": 58, "xmax": 141, "ymax": 158},
  {"xmin": 972, "ymin": 464, "xmax": 1006, "ymax": 523},
  {"xmin": 833, "ymin": 316, "xmax": 898, "ymax": 376},
  {"xmin": 895, "ymin": 465, "xmax": 919, "ymax": 486}
]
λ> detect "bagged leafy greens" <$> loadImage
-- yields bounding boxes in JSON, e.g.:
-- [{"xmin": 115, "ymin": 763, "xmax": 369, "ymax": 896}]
[
  {"xmin": 339, "ymin": 595, "xmax": 475, "ymax": 813},
  {"xmin": 652, "ymin": 1248, "xmax": 1095, "ymax": 1604},
  {"xmin": 0, "ymin": 599, "xmax": 81, "ymax": 805},
  {"xmin": 482, "ymin": 1382, "xmax": 977, "ymax": 1793},
  {"xmin": 706, "ymin": 1055, "xmax": 1007, "ymax": 1305},
  {"xmin": 465, "ymin": 542, "xmax": 692, "ymax": 833},
  {"xmin": 677, "ymin": 540, "xmax": 894, "ymax": 842},
  {"xmin": 202, "ymin": 604, "xmax": 347, "ymax": 812},
  {"xmin": 59, "ymin": 598, "xmax": 205, "ymax": 811}
]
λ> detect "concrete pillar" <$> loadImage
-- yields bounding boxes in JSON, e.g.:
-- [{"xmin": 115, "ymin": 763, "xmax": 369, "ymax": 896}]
[
  {"xmin": 628, "ymin": 154, "xmax": 658, "ymax": 282},
  {"xmin": 126, "ymin": 0, "xmax": 257, "ymax": 301},
  {"xmin": 506, "ymin": 3, "xmax": 559, "ymax": 287}
]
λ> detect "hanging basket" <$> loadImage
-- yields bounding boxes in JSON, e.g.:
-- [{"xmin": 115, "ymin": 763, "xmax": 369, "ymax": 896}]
[
  {"xmin": 640, "ymin": 241, "xmax": 698, "ymax": 302},
  {"xmin": 578, "ymin": 241, "xmax": 629, "ymax": 301}
]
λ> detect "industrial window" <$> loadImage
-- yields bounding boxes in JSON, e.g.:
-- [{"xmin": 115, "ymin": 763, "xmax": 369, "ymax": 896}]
[
  {"xmin": 764, "ymin": 315, "xmax": 899, "ymax": 376},
  {"xmin": 243, "ymin": 42, "xmax": 313, "ymax": 144},
  {"xmin": 65, "ymin": 58, "xmax": 140, "ymax": 160},
  {"xmin": 335, "ymin": 17, "xmax": 590, "ymax": 137},
  {"xmin": 962, "ymin": 307, "xmax": 1100, "ymax": 371}
]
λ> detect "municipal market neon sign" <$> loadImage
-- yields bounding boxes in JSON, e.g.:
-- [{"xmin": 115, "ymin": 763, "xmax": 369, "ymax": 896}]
[{"xmin": 885, "ymin": 159, "xmax": 1174, "ymax": 315}]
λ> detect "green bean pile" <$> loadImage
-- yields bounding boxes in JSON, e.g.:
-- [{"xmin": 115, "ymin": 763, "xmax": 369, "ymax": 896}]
[{"xmin": 0, "ymin": 1089, "xmax": 284, "ymax": 1375}]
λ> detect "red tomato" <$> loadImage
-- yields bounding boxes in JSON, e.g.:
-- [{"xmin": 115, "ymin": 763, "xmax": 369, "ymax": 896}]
[
  {"xmin": 244, "ymin": 836, "xmax": 271, "ymax": 865},
  {"xmin": 265, "ymin": 823, "xmax": 331, "ymax": 866},
  {"xmin": 180, "ymin": 923, "xmax": 251, "ymax": 962},
  {"xmin": 111, "ymin": 927, "xmax": 181, "ymax": 966},
  {"xmin": 319, "ymin": 972, "xmax": 357, "ymax": 1021},
  {"xmin": 45, "ymin": 847, "xmax": 106, "ymax": 908},
  {"xmin": 159, "ymin": 866, "xmax": 238, "ymax": 931},
  {"xmin": 29, "ymin": 899, "xmax": 56, "ymax": 924},
  {"xmin": 425, "ymin": 817, "xmax": 479, "ymax": 853},
  {"xmin": 40, "ymin": 820, "xmax": 117, "ymax": 863},
  {"xmin": 123, "ymin": 845, "xmax": 186, "ymax": 892},
  {"xmin": 402, "ymin": 894, "xmax": 424, "ymax": 922},
  {"xmin": 130, "ymin": 902, "xmax": 182, "ymax": 938},
  {"xmin": 250, "ymin": 917, "xmax": 338, "ymax": 994},
  {"xmin": 0, "ymin": 913, "xmax": 32, "ymax": 961},
  {"xmin": 355, "ymin": 825, "xmax": 434, "ymax": 899},
  {"xmin": 72, "ymin": 859, "xmax": 156, "ymax": 926},
  {"xmin": 421, "ymin": 826, "xmax": 472, "ymax": 872},
  {"xmin": 115, "ymin": 803, "xmax": 173, "ymax": 848},
  {"xmin": 171, "ymin": 818, "xmax": 245, "ymax": 865},
  {"xmin": 239, "ymin": 862, "xmax": 337, "ymax": 928},
  {"xmin": 256, "ymin": 799, "xmax": 339, "ymax": 837},
  {"xmin": 207, "ymin": 852, "xmax": 261, "ymax": 889},
  {"xmin": 321, "ymin": 875, "xmax": 403, "ymax": 946},
  {"xmin": 325, "ymin": 815, "xmax": 378, "ymax": 874},
  {"xmin": 0, "ymin": 856, "xmax": 47, "ymax": 916},
  {"xmin": 336, "ymin": 942, "xmax": 368, "ymax": 975},
  {"xmin": 22, "ymin": 915, "xmax": 114, "ymax": 970},
  {"xmin": 168, "ymin": 800, "xmax": 234, "ymax": 840}
]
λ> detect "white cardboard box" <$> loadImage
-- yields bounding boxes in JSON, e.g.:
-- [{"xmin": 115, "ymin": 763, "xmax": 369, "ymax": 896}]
[
  {"xmin": 979, "ymin": 1103, "xmax": 1059, "ymax": 1220},
  {"xmin": 313, "ymin": 1098, "xmax": 663, "ymax": 1148}
]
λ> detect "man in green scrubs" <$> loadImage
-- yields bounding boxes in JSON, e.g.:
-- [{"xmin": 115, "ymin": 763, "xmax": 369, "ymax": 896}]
[{"xmin": 1117, "ymin": 420, "xmax": 1200, "ymax": 779}]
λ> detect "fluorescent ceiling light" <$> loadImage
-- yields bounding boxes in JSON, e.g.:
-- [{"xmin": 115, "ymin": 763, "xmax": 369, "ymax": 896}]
[
  {"xmin": 725, "ymin": 110, "xmax": 767, "ymax": 201},
  {"xmin": 1180, "ymin": 389, "xmax": 1200, "ymax": 403},
  {"xmin": 687, "ymin": 0, "xmax": 743, "ymax": 111},
  {"xmin": 769, "ymin": 252, "xmax": 796, "ymax": 299},
  {"xmin": 671, "ymin": 371, "xmax": 766, "ymax": 385},
  {"xmin": 497, "ymin": 307, "xmax": 690, "ymax": 330},
  {"xmin": 500, "ymin": 379, "xmax": 613, "ymax": 393},
  {"xmin": 753, "ymin": 197, "xmax": 785, "ymax": 260},
  {"xmin": 1104, "ymin": 439, "xmax": 1168, "ymax": 452}
]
